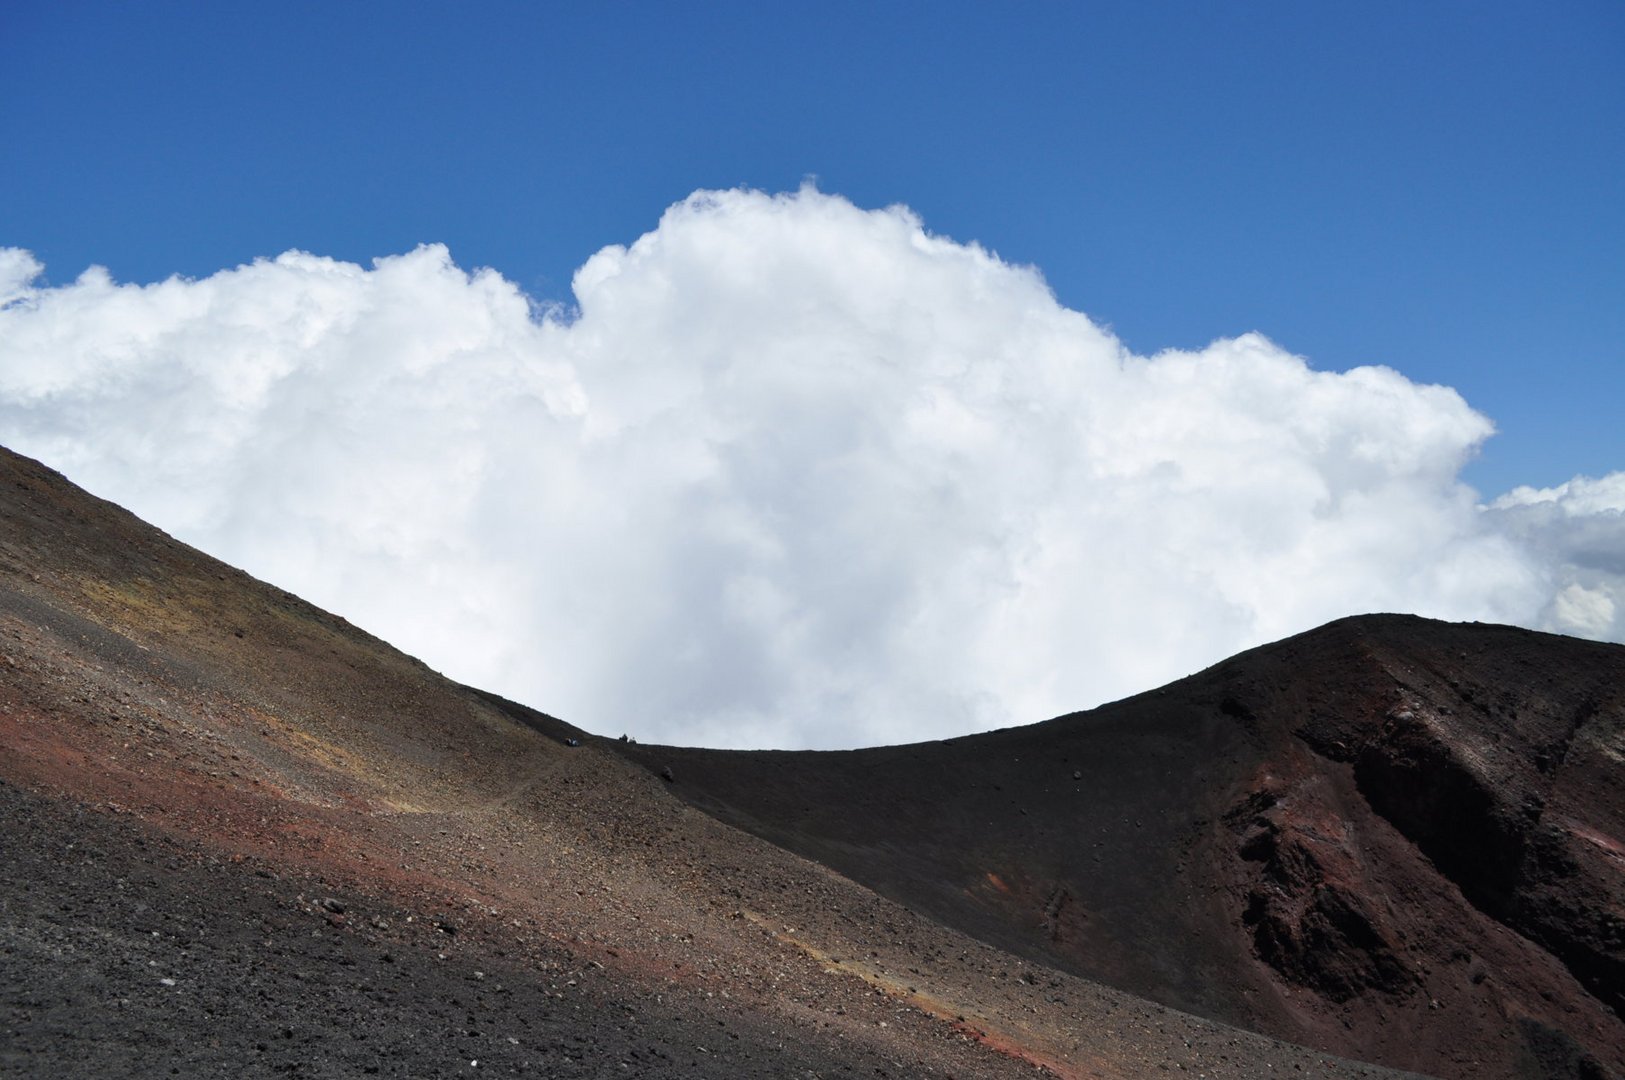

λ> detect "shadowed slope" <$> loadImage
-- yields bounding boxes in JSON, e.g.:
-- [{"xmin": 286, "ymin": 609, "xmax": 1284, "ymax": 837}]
[
  {"xmin": 616, "ymin": 618, "xmax": 1625, "ymax": 1079},
  {"xmin": 0, "ymin": 444, "xmax": 1421, "ymax": 1078}
]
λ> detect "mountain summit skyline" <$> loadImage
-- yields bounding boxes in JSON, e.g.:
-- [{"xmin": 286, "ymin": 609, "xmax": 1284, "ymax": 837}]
[{"xmin": 4, "ymin": 189, "xmax": 1622, "ymax": 750}]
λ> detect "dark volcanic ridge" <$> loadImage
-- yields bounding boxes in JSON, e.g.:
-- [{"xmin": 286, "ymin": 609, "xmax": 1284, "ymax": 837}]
[
  {"xmin": 615, "ymin": 619, "xmax": 1625, "ymax": 1080},
  {"xmin": 0, "ymin": 442, "xmax": 1618, "ymax": 1079}
]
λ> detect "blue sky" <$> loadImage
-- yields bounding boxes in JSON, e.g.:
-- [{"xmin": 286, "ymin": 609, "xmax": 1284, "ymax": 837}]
[{"xmin": 5, "ymin": 1, "xmax": 1621, "ymax": 494}]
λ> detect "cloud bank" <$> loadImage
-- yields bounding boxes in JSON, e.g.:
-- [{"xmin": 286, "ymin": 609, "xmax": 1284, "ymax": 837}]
[{"xmin": 2, "ymin": 188, "xmax": 1620, "ymax": 748}]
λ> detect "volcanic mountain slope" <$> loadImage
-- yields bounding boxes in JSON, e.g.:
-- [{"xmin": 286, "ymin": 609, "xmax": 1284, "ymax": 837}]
[
  {"xmin": 0, "ymin": 444, "xmax": 1424, "ymax": 1080},
  {"xmin": 618, "ymin": 617, "xmax": 1625, "ymax": 1080}
]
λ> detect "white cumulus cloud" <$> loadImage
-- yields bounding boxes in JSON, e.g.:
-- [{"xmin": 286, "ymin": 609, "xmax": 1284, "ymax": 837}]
[
  {"xmin": 1, "ymin": 187, "xmax": 1620, "ymax": 748},
  {"xmin": 1484, "ymin": 474, "xmax": 1625, "ymax": 639}
]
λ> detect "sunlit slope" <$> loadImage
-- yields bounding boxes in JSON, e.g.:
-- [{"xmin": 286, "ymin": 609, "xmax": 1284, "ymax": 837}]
[{"xmin": 0, "ymin": 444, "xmax": 1425, "ymax": 1079}]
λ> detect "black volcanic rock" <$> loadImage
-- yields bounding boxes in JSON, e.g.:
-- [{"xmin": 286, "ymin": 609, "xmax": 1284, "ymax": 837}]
[{"xmin": 0, "ymin": 780, "xmax": 904, "ymax": 1080}]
